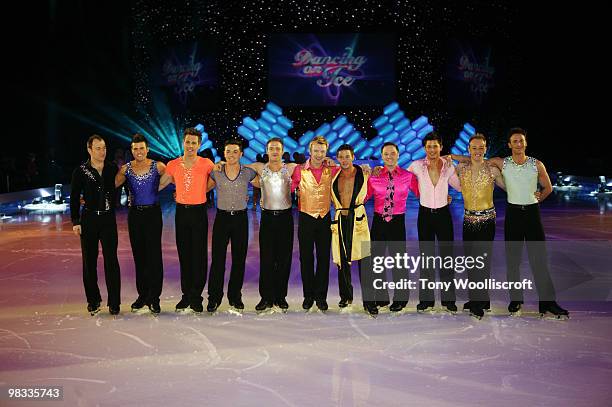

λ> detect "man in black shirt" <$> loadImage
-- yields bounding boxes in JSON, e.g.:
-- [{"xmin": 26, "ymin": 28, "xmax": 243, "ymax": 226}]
[{"xmin": 70, "ymin": 135, "xmax": 121, "ymax": 316}]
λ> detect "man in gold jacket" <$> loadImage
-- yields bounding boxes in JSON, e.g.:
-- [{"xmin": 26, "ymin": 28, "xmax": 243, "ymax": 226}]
[
  {"xmin": 330, "ymin": 144, "xmax": 377, "ymax": 316},
  {"xmin": 291, "ymin": 136, "xmax": 339, "ymax": 312}
]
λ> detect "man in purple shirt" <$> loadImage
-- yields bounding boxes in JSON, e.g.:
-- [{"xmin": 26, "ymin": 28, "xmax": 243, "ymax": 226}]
[
  {"xmin": 407, "ymin": 132, "xmax": 461, "ymax": 313},
  {"xmin": 115, "ymin": 134, "xmax": 166, "ymax": 315},
  {"xmin": 366, "ymin": 142, "xmax": 419, "ymax": 312}
]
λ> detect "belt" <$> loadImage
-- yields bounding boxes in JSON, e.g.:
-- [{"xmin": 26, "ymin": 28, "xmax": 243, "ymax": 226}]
[
  {"xmin": 419, "ymin": 204, "xmax": 448, "ymax": 214},
  {"xmin": 262, "ymin": 208, "xmax": 292, "ymax": 216},
  {"xmin": 131, "ymin": 204, "xmax": 159, "ymax": 211},
  {"xmin": 84, "ymin": 208, "xmax": 111, "ymax": 215},
  {"xmin": 176, "ymin": 203, "xmax": 206, "ymax": 209},
  {"xmin": 507, "ymin": 202, "xmax": 538, "ymax": 211},
  {"xmin": 217, "ymin": 208, "xmax": 247, "ymax": 216},
  {"xmin": 464, "ymin": 207, "xmax": 496, "ymax": 216},
  {"xmin": 374, "ymin": 212, "xmax": 405, "ymax": 220}
]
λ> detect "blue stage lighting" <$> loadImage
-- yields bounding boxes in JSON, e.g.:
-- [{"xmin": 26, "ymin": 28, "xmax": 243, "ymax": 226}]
[
  {"xmin": 371, "ymin": 103, "xmax": 434, "ymax": 167},
  {"xmin": 238, "ymin": 102, "xmax": 295, "ymax": 164},
  {"xmin": 450, "ymin": 123, "xmax": 476, "ymax": 157}
]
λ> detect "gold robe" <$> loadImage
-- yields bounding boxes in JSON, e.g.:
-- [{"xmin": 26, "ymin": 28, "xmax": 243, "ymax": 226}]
[{"xmin": 330, "ymin": 165, "xmax": 370, "ymax": 265}]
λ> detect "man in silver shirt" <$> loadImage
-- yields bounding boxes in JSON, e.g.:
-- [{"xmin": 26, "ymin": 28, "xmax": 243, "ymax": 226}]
[
  {"xmin": 206, "ymin": 140, "xmax": 257, "ymax": 313},
  {"xmin": 243, "ymin": 138, "xmax": 299, "ymax": 312}
]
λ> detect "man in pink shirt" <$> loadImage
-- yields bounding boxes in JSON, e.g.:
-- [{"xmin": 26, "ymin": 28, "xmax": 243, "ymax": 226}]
[
  {"xmin": 407, "ymin": 132, "xmax": 461, "ymax": 313},
  {"xmin": 291, "ymin": 136, "xmax": 340, "ymax": 312},
  {"xmin": 366, "ymin": 142, "xmax": 419, "ymax": 312},
  {"xmin": 159, "ymin": 127, "xmax": 214, "ymax": 314}
]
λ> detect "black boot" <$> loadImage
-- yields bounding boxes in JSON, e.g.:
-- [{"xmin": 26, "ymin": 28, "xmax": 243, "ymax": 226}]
[
  {"xmin": 376, "ymin": 300, "xmax": 390, "ymax": 309},
  {"xmin": 175, "ymin": 296, "xmax": 190, "ymax": 312},
  {"xmin": 338, "ymin": 298, "xmax": 352, "ymax": 308},
  {"xmin": 190, "ymin": 302, "xmax": 204, "ymax": 313},
  {"xmin": 229, "ymin": 298, "xmax": 244, "ymax": 310},
  {"xmin": 131, "ymin": 297, "xmax": 147, "ymax": 312},
  {"xmin": 390, "ymin": 301, "xmax": 407, "ymax": 312},
  {"xmin": 87, "ymin": 302, "xmax": 101, "ymax": 316},
  {"xmin": 417, "ymin": 301, "xmax": 435, "ymax": 313},
  {"xmin": 469, "ymin": 302, "xmax": 485, "ymax": 320},
  {"xmin": 508, "ymin": 301, "xmax": 523, "ymax": 316},
  {"xmin": 316, "ymin": 299, "xmax": 328, "ymax": 312},
  {"xmin": 302, "ymin": 297, "xmax": 314, "ymax": 310},
  {"xmin": 255, "ymin": 299, "xmax": 273, "ymax": 312},
  {"xmin": 539, "ymin": 301, "xmax": 569, "ymax": 319},
  {"xmin": 275, "ymin": 298, "xmax": 289, "ymax": 311},
  {"xmin": 441, "ymin": 301, "xmax": 457, "ymax": 313},
  {"xmin": 466, "ymin": 301, "xmax": 491, "ymax": 311},
  {"xmin": 148, "ymin": 300, "xmax": 161, "ymax": 315},
  {"xmin": 207, "ymin": 300, "xmax": 220, "ymax": 313},
  {"xmin": 131, "ymin": 297, "xmax": 146, "ymax": 312},
  {"xmin": 364, "ymin": 302, "xmax": 378, "ymax": 316}
]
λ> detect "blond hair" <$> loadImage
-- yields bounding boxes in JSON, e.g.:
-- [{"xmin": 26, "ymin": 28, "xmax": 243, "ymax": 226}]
[{"xmin": 308, "ymin": 135, "xmax": 329, "ymax": 151}]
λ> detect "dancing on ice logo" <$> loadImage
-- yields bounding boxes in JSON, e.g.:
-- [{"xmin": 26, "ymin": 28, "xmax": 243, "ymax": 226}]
[
  {"xmin": 292, "ymin": 46, "xmax": 367, "ymax": 100},
  {"xmin": 161, "ymin": 46, "xmax": 205, "ymax": 105},
  {"xmin": 457, "ymin": 53, "xmax": 495, "ymax": 97}
]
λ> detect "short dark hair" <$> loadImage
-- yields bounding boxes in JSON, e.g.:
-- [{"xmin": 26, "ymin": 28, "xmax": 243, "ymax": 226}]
[
  {"xmin": 183, "ymin": 127, "xmax": 202, "ymax": 142},
  {"xmin": 507, "ymin": 127, "xmax": 527, "ymax": 142},
  {"xmin": 224, "ymin": 139, "xmax": 243, "ymax": 152},
  {"xmin": 337, "ymin": 144, "xmax": 354, "ymax": 157},
  {"xmin": 87, "ymin": 134, "xmax": 104, "ymax": 149},
  {"xmin": 380, "ymin": 142, "xmax": 399, "ymax": 154},
  {"xmin": 266, "ymin": 137, "xmax": 284, "ymax": 149},
  {"xmin": 422, "ymin": 132, "xmax": 442, "ymax": 147},
  {"xmin": 468, "ymin": 133, "xmax": 487, "ymax": 146},
  {"xmin": 131, "ymin": 133, "xmax": 148, "ymax": 147}
]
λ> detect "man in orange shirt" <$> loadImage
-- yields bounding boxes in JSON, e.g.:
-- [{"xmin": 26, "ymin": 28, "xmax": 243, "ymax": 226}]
[{"xmin": 160, "ymin": 127, "xmax": 214, "ymax": 313}]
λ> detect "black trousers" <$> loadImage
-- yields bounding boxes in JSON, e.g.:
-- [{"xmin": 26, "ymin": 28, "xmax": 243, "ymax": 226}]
[
  {"xmin": 259, "ymin": 209, "xmax": 294, "ymax": 302},
  {"xmin": 463, "ymin": 216, "xmax": 495, "ymax": 303},
  {"xmin": 175, "ymin": 204, "xmax": 208, "ymax": 304},
  {"xmin": 370, "ymin": 213, "xmax": 406, "ymax": 302},
  {"xmin": 338, "ymin": 261, "xmax": 364, "ymax": 303},
  {"xmin": 208, "ymin": 210, "xmax": 248, "ymax": 303},
  {"xmin": 337, "ymin": 215, "xmax": 370, "ymax": 305},
  {"xmin": 298, "ymin": 212, "xmax": 332, "ymax": 301},
  {"xmin": 80, "ymin": 211, "xmax": 121, "ymax": 307},
  {"xmin": 128, "ymin": 205, "xmax": 163, "ymax": 304},
  {"xmin": 417, "ymin": 205, "xmax": 455, "ymax": 302},
  {"xmin": 504, "ymin": 203, "xmax": 556, "ymax": 301}
]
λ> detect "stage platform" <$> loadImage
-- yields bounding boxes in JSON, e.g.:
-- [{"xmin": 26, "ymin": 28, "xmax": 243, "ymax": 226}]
[{"xmin": 0, "ymin": 189, "xmax": 611, "ymax": 406}]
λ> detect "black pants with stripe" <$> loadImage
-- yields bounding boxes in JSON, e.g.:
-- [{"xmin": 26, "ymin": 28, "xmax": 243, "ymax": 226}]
[
  {"xmin": 208, "ymin": 210, "xmax": 248, "ymax": 303},
  {"xmin": 417, "ymin": 205, "xmax": 455, "ymax": 303},
  {"xmin": 175, "ymin": 204, "xmax": 208, "ymax": 305},
  {"xmin": 128, "ymin": 205, "xmax": 163, "ymax": 304}
]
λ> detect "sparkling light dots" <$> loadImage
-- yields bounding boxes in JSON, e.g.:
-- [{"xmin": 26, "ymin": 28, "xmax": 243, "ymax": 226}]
[{"xmin": 129, "ymin": 1, "xmax": 518, "ymax": 158}]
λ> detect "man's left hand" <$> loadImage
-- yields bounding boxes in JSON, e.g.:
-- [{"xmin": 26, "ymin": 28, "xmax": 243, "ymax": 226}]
[
  {"xmin": 323, "ymin": 157, "xmax": 337, "ymax": 167},
  {"xmin": 372, "ymin": 166, "xmax": 383, "ymax": 177},
  {"xmin": 360, "ymin": 164, "xmax": 371, "ymax": 176}
]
